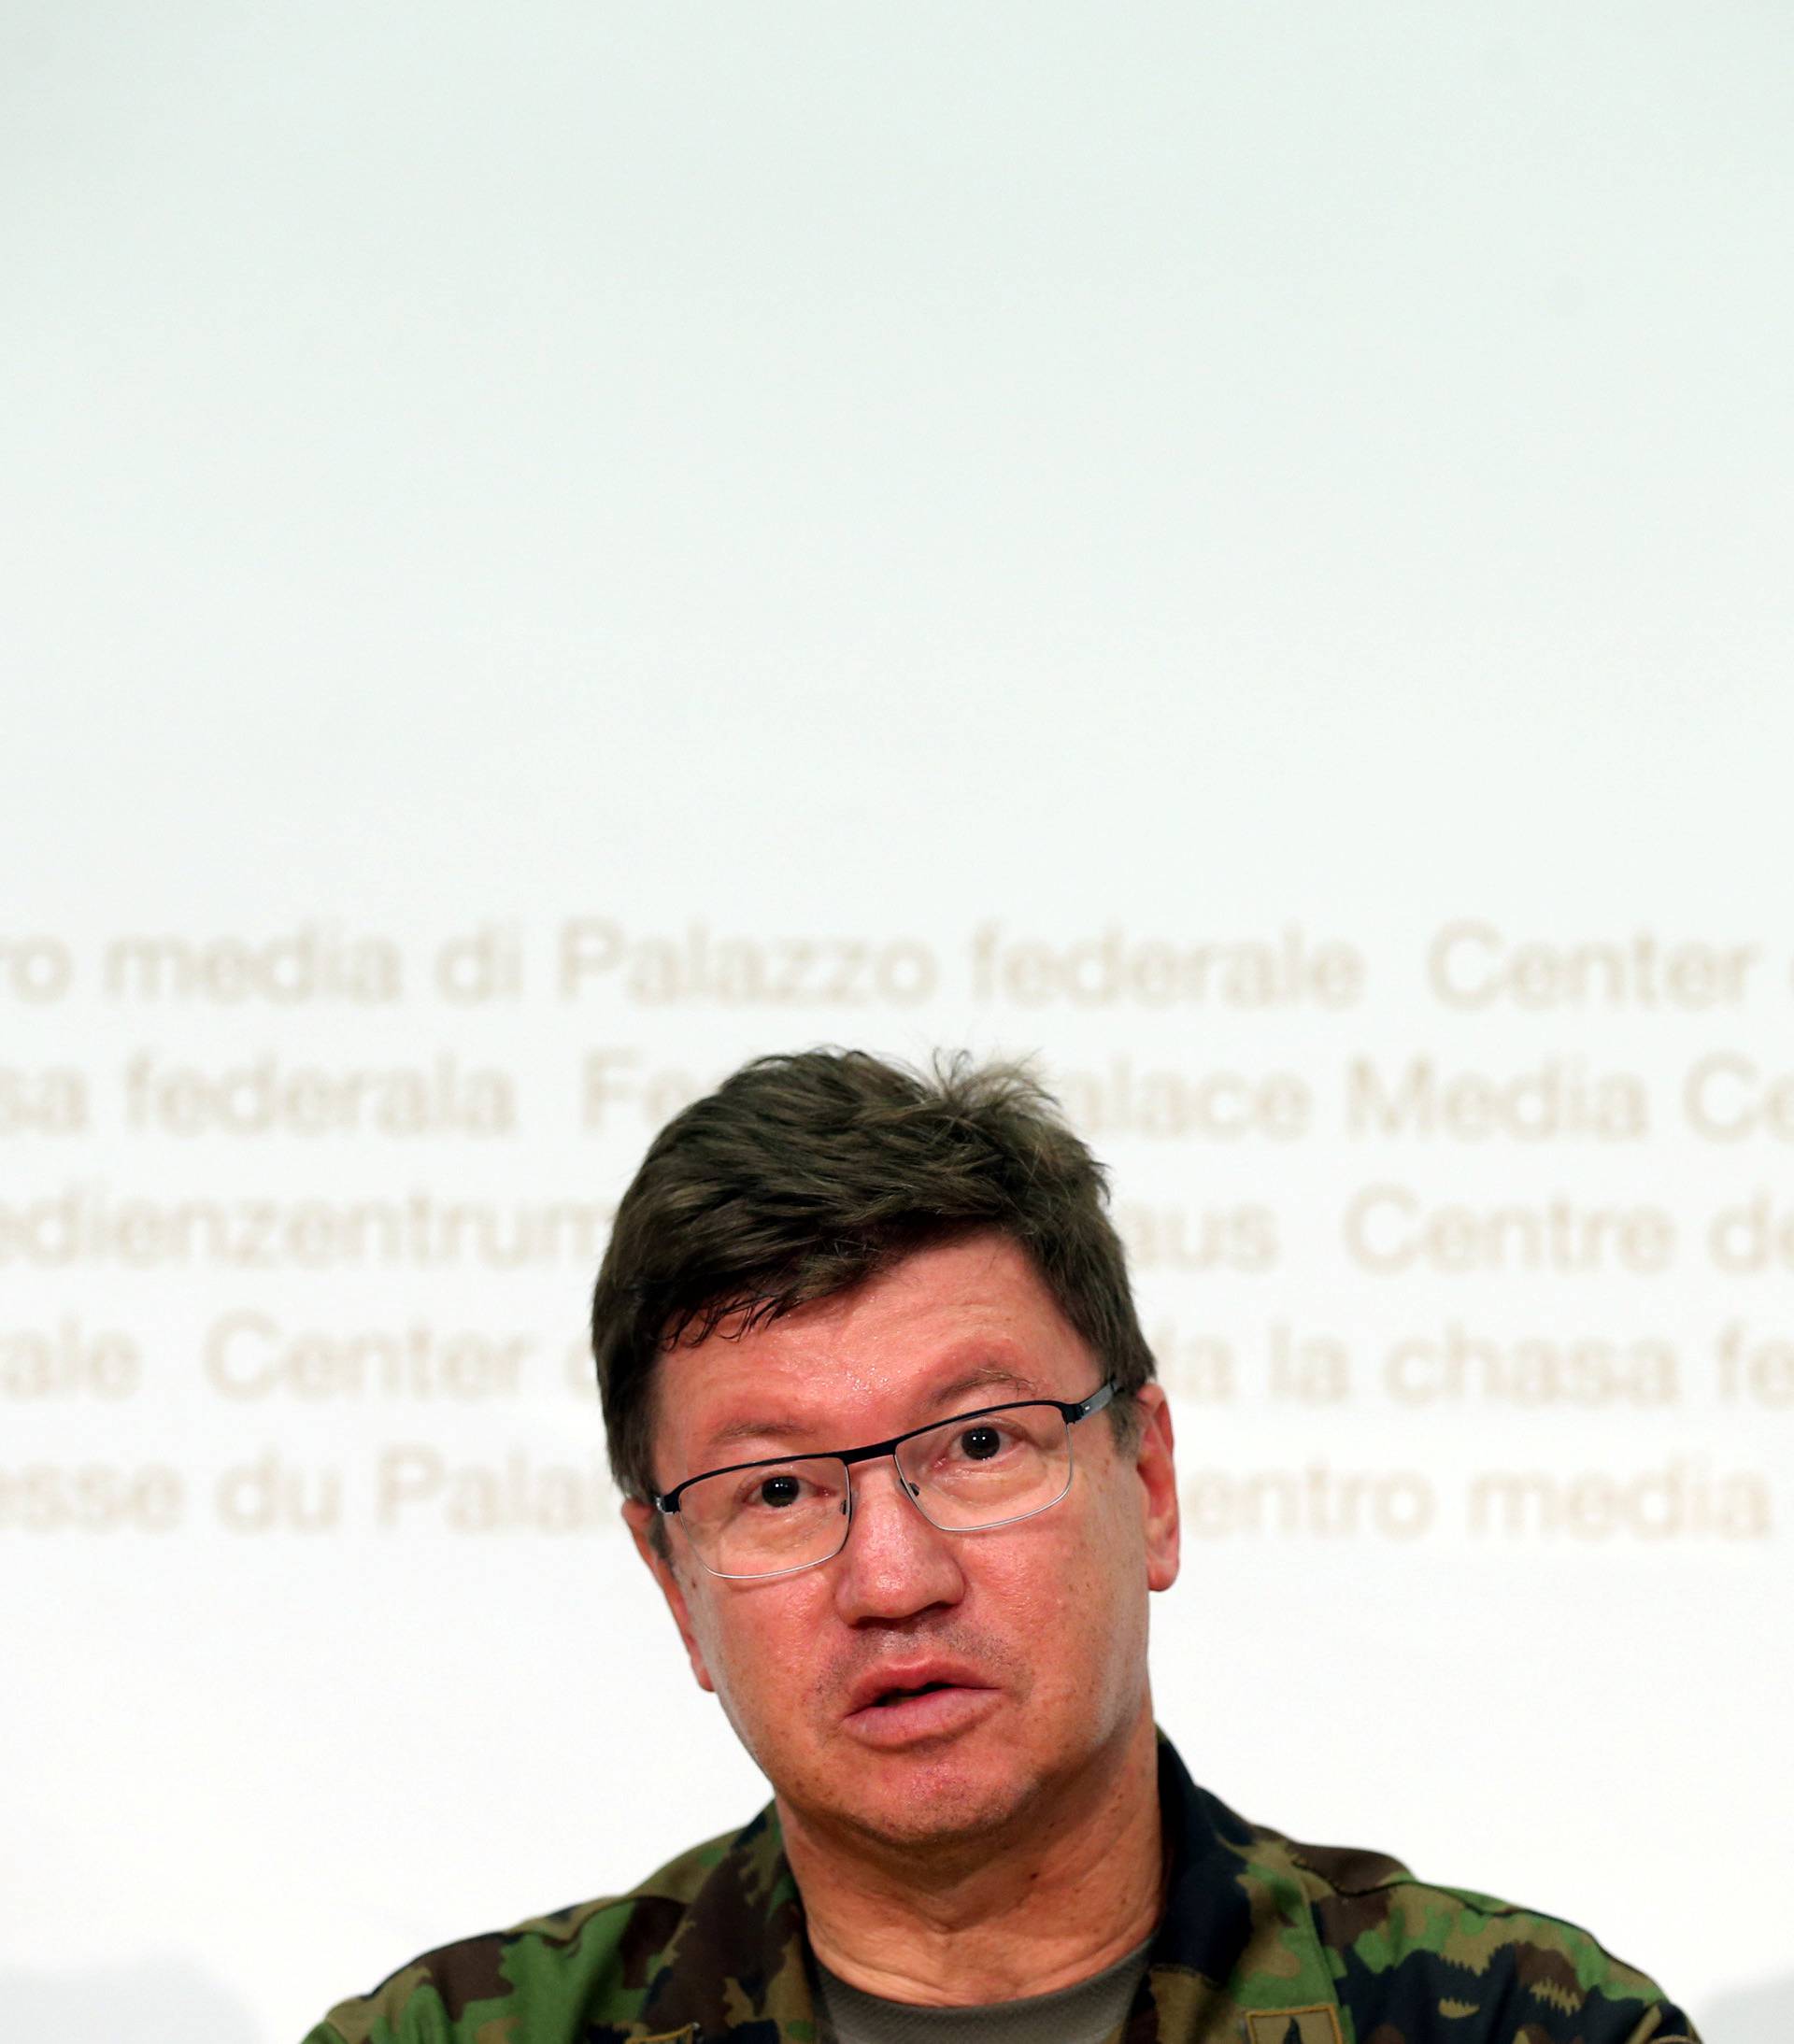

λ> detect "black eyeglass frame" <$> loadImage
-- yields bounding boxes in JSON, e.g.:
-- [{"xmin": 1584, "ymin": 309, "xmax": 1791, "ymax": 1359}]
[{"xmin": 651, "ymin": 1378, "xmax": 1118, "ymax": 1528}]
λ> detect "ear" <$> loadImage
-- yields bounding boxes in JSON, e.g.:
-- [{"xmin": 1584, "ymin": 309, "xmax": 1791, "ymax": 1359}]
[
  {"xmin": 1130, "ymin": 1384, "xmax": 1180, "ymax": 1594},
  {"xmin": 622, "ymin": 1498, "xmax": 717, "ymax": 1693}
]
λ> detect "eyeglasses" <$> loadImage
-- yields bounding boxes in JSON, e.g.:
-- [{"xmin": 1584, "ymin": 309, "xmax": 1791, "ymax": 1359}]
[{"xmin": 651, "ymin": 1381, "xmax": 1117, "ymax": 1580}]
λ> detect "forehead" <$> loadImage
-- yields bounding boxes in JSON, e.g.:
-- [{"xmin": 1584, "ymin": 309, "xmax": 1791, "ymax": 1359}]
[{"xmin": 650, "ymin": 1231, "xmax": 1095, "ymax": 1471}]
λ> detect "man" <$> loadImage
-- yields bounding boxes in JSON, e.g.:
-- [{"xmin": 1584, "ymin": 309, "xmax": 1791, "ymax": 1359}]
[{"xmin": 307, "ymin": 1049, "xmax": 1699, "ymax": 2044}]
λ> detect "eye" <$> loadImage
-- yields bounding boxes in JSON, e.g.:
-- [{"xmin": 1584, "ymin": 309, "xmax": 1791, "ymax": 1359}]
[
  {"xmin": 758, "ymin": 1473, "xmax": 803, "ymax": 1508},
  {"xmin": 956, "ymin": 1424, "xmax": 1006, "ymax": 1461}
]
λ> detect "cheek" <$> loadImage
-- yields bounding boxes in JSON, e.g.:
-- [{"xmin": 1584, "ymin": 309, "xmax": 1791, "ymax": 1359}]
[
  {"xmin": 977, "ymin": 1525, "xmax": 1132, "ymax": 1678},
  {"xmin": 1032, "ymin": 1495, "xmax": 1149, "ymax": 1701},
  {"xmin": 686, "ymin": 1582, "xmax": 829, "ymax": 1731}
]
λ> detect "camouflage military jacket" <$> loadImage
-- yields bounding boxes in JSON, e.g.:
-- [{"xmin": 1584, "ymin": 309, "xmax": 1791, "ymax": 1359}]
[{"xmin": 306, "ymin": 1739, "xmax": 1698, "ymax": 2044}]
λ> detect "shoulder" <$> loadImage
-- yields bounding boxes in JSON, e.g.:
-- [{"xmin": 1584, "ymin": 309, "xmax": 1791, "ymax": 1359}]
[
  {"xmin": 303, "ymin": 1828, "xmax": 739, "ymax": 2044},
  {"xmin": 1258, "ymin": 1817, "xmax": 1700, "ymax": 2044}
]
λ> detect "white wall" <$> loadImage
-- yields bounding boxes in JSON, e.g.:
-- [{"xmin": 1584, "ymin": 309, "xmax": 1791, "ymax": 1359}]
[{"xmin": 3, "ymin": 7, "xmax": 1789, "ymax": 2040}]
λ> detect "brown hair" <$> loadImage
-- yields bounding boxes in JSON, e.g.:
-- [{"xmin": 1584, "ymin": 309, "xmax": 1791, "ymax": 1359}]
[{"xmin": 591, "ymin": 1047, "xmax": 1155, "ymax": 1506}]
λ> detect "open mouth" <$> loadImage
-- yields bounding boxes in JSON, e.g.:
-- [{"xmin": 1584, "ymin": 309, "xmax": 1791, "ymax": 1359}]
[
  {"xmin": 869, "ymin": 1680, "xmax": 956, "ymax": 1710},
  {"xmin": 845, "ymin": 1677, "xmax": 997, "ymax": 1744}
]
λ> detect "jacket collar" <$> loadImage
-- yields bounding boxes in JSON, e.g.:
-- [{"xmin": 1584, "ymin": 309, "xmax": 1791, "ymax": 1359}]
[{"xmin": 635, "ymin": 1736, "xmax": 1340, "ymax": 2044}]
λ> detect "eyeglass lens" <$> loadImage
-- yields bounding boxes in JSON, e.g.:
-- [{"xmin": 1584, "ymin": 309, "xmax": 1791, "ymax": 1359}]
[{"xmin": 677, "ymin": 1404, "xmax": 1075, "ymax": 1578}]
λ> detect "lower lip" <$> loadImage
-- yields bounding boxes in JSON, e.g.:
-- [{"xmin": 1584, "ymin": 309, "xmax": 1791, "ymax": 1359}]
[{"xmin": 844, "ymin": 1684, "xmax": 1000, "ymax": 1750}]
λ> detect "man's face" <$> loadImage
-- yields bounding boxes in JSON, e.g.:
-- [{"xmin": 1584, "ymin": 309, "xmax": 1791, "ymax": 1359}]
[{"xmin": 622, "ymin": 1231, "xmax": 1180, "ymax": 1854}]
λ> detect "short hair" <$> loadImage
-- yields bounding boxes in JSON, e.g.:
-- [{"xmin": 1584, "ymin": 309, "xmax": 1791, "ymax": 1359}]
[{"xmin": 591, "ymin": 1046, "xmax": 1155, "ymax": 1508}]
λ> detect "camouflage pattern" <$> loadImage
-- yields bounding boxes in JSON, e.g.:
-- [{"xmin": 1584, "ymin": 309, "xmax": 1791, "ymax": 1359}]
[{"xmin": 304, "ymin": 1739, "xmax": 1699, "ymax": 2044}]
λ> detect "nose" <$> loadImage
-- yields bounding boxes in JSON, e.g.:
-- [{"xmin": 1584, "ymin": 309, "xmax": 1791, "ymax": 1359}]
[{"xmin": 832, "ymin": 1454, "xmax": 966, "ymax": 1624}]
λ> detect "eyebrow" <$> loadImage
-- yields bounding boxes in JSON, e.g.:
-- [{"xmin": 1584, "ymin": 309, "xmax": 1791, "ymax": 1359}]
[{"xmin": 697, "ymin": 1363, "xmax": 1053, "ymax": 1461}]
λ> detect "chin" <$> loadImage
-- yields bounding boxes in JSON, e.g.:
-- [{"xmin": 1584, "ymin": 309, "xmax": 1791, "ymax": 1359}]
[{"xmin": 829, "ymin": 1753, "xmax": 1039, "ymax": 1852}]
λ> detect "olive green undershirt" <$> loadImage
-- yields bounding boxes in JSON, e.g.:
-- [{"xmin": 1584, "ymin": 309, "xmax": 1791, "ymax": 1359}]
[{"xmin": 811, "ymin": 1937, "xmax": 1154, "ymax": 2044}]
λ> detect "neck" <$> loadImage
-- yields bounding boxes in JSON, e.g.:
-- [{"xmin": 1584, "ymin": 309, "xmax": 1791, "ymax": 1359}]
[{"xmin": 776, "ymin": 1707, "xmax": 1163, "ymax": 2007}]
